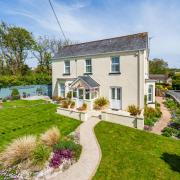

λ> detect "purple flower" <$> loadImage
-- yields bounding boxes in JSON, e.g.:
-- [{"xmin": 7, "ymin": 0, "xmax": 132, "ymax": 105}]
[{"xmin": 49, "ymin": 149, "xmax": 73, "ymax": 168}]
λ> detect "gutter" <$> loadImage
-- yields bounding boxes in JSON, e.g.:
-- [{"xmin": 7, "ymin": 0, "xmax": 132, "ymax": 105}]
[
  {"xmin": 137, "ymin": 50, "xmax": 141, "ymax": 107},
  {"xmin": 52, "ymin": 48, "xmax": 146, "ymax": 61}
]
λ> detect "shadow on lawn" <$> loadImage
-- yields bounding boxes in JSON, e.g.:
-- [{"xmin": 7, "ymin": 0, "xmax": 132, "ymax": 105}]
[{"xmin": 161, "ymin": 153, "xmax": 180, "ymax": 173}]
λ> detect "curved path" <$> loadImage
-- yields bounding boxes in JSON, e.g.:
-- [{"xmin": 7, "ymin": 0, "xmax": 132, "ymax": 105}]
[
  {"xmin": 152, "ymin": 97, "xmax": 171, "ymax": 135},
  {"xmin": 52, "ymin": 117, "xmax": 101, "ymax": 180}
]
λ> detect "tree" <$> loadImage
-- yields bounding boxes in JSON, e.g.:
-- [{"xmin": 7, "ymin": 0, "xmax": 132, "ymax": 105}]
[
  {"xmin": 33, "ymin": 36, "xmax": 74, "ymax": 75},
  {"xmin": 0, "ymin": 22, "xmax": 36, "ymax": 75},
  {"xmin": 149, "ymin": 58, "xmax": 169, "ymax": 74}
]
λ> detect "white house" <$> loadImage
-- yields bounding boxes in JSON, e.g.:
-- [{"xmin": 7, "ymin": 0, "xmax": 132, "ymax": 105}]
[{"xmin": 52, "ymin": 32, "xmax": 155, "ymax": 110}]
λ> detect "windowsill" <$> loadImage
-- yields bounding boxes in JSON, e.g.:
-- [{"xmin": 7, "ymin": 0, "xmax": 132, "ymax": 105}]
[
  {"xmin": 147, "ymin": 102, "xmax": 155, "ymax": 104},
  {"xmin": 84, "ymin": 72, "xmax": 93, "ymax": 75},
  {"xmin": 63, "ymin": 73, "xmax": 70, "ymax": 76},
  {"xmin": 109, "ymin": 72, "xmax": 121, "ymax": 75}
]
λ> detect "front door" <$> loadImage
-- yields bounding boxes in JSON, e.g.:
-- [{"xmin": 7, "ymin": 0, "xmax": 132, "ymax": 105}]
[
  {"xmin": 77, "ymin": 89, "xmax": 84, "ymax": 107},
  {"xmin": 110, "ymin": 87, "xmax": 121, "ymax": 110}
]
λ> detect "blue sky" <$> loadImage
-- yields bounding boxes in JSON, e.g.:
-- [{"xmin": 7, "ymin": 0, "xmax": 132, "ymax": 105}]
[{"xmin": 0, "ymin": 0, "xmax": 180, "ymax": 68}]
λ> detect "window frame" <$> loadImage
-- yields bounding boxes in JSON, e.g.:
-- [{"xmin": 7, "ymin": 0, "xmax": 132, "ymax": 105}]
[
  {"xmin": 60, "ymin": 83, "xmax": 65, "ymax": 97},
  {"xmin": 64, "ymin": 60, "xmax": 70, "ymax": 75},
  {"xmin": 110, "ymin": 56, "xmax": 120, "ymax": 73},
  {"xmin": 147, "ymin": 85, "xmax": 153, "ymax": 103},
  {"xmin": 85, "ymin": 89, "xmax": 90, "ymax": 100},
  {"xmin": 85, "ymin": 59, "xmax": 92, "ymax": 74}
]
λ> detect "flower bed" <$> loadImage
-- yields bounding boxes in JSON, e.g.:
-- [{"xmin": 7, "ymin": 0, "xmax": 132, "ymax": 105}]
[
  {"xmin": 144, "ymin": 102, "xmax": 162, "ymax": 130},
  {"xmin": 162, "ymin": 98, "xmax": 180, "ymax": 138},
  {"xmin": 0, "ymin": 127, "xmax": 82, "ymax": 179}
]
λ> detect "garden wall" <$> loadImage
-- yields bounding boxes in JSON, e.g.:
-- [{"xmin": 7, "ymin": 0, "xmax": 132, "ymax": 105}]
[
  {"xmin": 57, "ymin": 107, "xmax": 88, "ymax": 121},
  {"xmin": 0, "ymin": 84, "xmax": 52, "ymax": 99},
  {"xmin": 101, "ymin": 110, "xmax": 144, "ymax": 129}
]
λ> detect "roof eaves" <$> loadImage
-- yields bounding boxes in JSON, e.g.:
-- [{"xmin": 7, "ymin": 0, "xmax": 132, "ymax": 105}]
[{"xmin": 52, "ymin": 48, "xmax": 146, "ymax": 61}]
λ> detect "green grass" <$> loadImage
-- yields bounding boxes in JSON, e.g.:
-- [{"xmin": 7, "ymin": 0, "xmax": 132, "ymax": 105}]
[
  {"xmin": 0, "ymin": 100, "xmax": 81, "ymax": 151},
  {"xmin": 94, "ymin": 121, "xmax": 180, "ymax": 180}
]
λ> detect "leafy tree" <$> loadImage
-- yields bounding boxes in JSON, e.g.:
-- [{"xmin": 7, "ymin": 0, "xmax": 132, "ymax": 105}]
[
  {"xmin": 149, "ymin": 58, "xmax": 169, "ymax": 74},
  {"xmin": 33, "ymin": 36, "xmax": 74, "ymax": 75},
  {"xmin": 0, "ymin": 22, "xmax": 36, "ymax": 75}
]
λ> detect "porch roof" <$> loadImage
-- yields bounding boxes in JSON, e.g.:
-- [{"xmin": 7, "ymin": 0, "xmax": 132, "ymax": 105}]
[{"xmin": 70, "ymin": 76, "xmax": 99, "ymax": 89}]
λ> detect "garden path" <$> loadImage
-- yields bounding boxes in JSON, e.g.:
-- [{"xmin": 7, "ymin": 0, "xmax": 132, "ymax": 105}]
[
  {"xmin": 151, "ymin": 97, "xmax": 171, "ymax": 135},
  {"xmin": 52, "ymin": 117, "xmax": 101, "ymax": 180}
]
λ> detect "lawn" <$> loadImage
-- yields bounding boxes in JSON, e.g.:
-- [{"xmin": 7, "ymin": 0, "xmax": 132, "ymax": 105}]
[
  {"xmin": 0, "ymin": 100, "xmax": 81, "ymax": 151},
  {"xmin": 94, "ymin": 121, "xmax": 180, "ymax": 180}
]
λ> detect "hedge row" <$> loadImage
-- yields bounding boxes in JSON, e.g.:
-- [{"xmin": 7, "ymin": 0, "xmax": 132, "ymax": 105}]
[{"xmin": 0, "ymin": 74, "xmax": 51, "ymax": 88}]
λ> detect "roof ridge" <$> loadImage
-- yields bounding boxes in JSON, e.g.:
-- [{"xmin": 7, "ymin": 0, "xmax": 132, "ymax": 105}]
[{"xmin": 63, "ymin": 32, "xmax": 148, "ymax": 48}]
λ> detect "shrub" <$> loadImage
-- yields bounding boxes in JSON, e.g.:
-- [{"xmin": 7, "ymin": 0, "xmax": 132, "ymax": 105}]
[
  {"xmin": 94, "ymin": 97, "xmax": 109, "ymax": 110},
  {"xmin": 52, "ymin": 96, "xmax": 64, "ymax": 102},
  {"xmin": 61, "ymin": 100, "xmax": 69, "ymax": 108},
  {"xmin": 54, "ymin": 140, "xmax": 78, "ymax": 151},
  {"xmin": 77, "ymin": 103, "xmax": 87, "ymax": 111},
  {"xmin": 70, "ymin": 101, "xmax": 75, "ymax": 109},
  {"xmin": 127, "ymin": 105, "xmax": 141, "ymax": 116},
  {"xmin": 66, "ymin": 91, "xmax": 72, "ymax": 99},
  {"xmin": 164, "ymin": 98, "xmax": 177, "ymax": 110},
  {"xmin": 144, "ymin": 106, "xmax": 162, "ymax": 119},
  {"xmin": 11, "ymin": 88, "xmax": 20, "ymax": 100},
  {"xmin": 31, "ymin": 144, "xmax": 50, "ymax": 168},
  {"xmin": 162, "ymin": 127, "xmax": 173, "ymax": 137},
  {"xmin": 0, "ymin": 135, "xmax": 36, "ymax": 167},
  {"xmin": 40, "ymin": 127, "xmax": 60, "ymax": 147},
  {"xmin": 155, "ymin": 101, "xmax": 160, "ymax": 108},
  {"xmin": 22, "ymin": 92, "xmax": 27, "ymax": 98},
  {"xmin": 49, "ymin": 149, "xmax": 73, "ymax": 168},
  {"xmin": 144, "ymin": 118, "xmax": 154, "ymax": 126},
  {"xmin": 144, "ymin": 95, "xmax": 147, "ymax": 106},
  {"xmin": 2, "ymin": 98, "xmax": 7, "ymax": 102}
]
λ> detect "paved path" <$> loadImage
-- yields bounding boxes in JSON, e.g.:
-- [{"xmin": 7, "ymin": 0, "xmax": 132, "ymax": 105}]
[
  {"xmin": 152, "ymin": 97, "xmax": 171, "ymax": 135},
  {"xmin": 52, "ymin": 117, "xmax": 101, "ymax": 180}
]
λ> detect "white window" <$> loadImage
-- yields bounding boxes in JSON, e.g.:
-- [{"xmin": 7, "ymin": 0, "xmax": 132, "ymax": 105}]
[
  {"xmin": 111, "ymin": 57, "xmax": 120, "ymax": 73},
  {"xmin": 60, "ymin": 83, "xmax": 65, "ymax": 97},
  {"xmin": 64, "ymin": 61, "xmax": 70, "ymax": 74},
  {"xmin": 85, "ymin": 59, "xmax": 92, "ymax": 73},
  {"xmin": 148, "ymin": 85, "xmax": 153, "ymax": 103}
]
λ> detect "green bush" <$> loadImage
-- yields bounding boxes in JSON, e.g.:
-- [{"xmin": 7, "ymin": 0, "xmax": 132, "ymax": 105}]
[
  {"xmin": 11, "ymin": 88, "xmax": 20, "ymax": 100},
  {"xmin": 127, "ymin": 105, "xmax": 141, "ymax": 116},
  {"xmin": 162, "ymin": 127, "xmax": 174, "ymax": 137},
  {"xmin": 61, "ymin": 100, "xmax": 69, "ymax": 108},
  {"xmin": 54, "ymin": 140, "xmax": 82, "ymax": 160},
  {"xmin": 94, "ymin": 97, "xmax": 109, "ymax": 110},
  {"xmin": 144, "ymin": 106, "xmax": 162, "ymax": 119},
  {"xmin": 144, "ymin": 118, "xmax": 155, "ymax": 126},
  {"xmin": 70, "ymin": 101, "xmax": 75, "ymax": 108},
  {"xmin": 164, "ymin": 98, "xmax": 177, "ymax": 110},
  {"xmin": 0, "ymin": 74, "xmax": 51, "ymax": 88},
  {"xmin": 31, "ymin": 144, "xmax": 50, "ymax": 168},
  {"xmin": 2, "ymin": 98, "xmax": 7, "ymax": 102},
  {"xmin": 144, "ymin": 117, "xmax": 159, "ymax": 126},
  {"xmin": 66, "ymin": 91, "xmax": 72, "ymax": 99},
  {"xmin": 54, "ymin": 140, "xmax": 77, "ymax": 151}
]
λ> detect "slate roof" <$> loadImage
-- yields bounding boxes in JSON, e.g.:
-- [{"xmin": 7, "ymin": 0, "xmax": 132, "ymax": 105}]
[
  {"xmin": 149, "ymin": 74, "xmax": 170, "ymax": 81},
  {"xmin": 71, "ymin": 76, "xmax": 99, "ymax": 88},
  {"xmin": 54, "ymin": 32, "xmax": 148, "ymax": 58}
]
